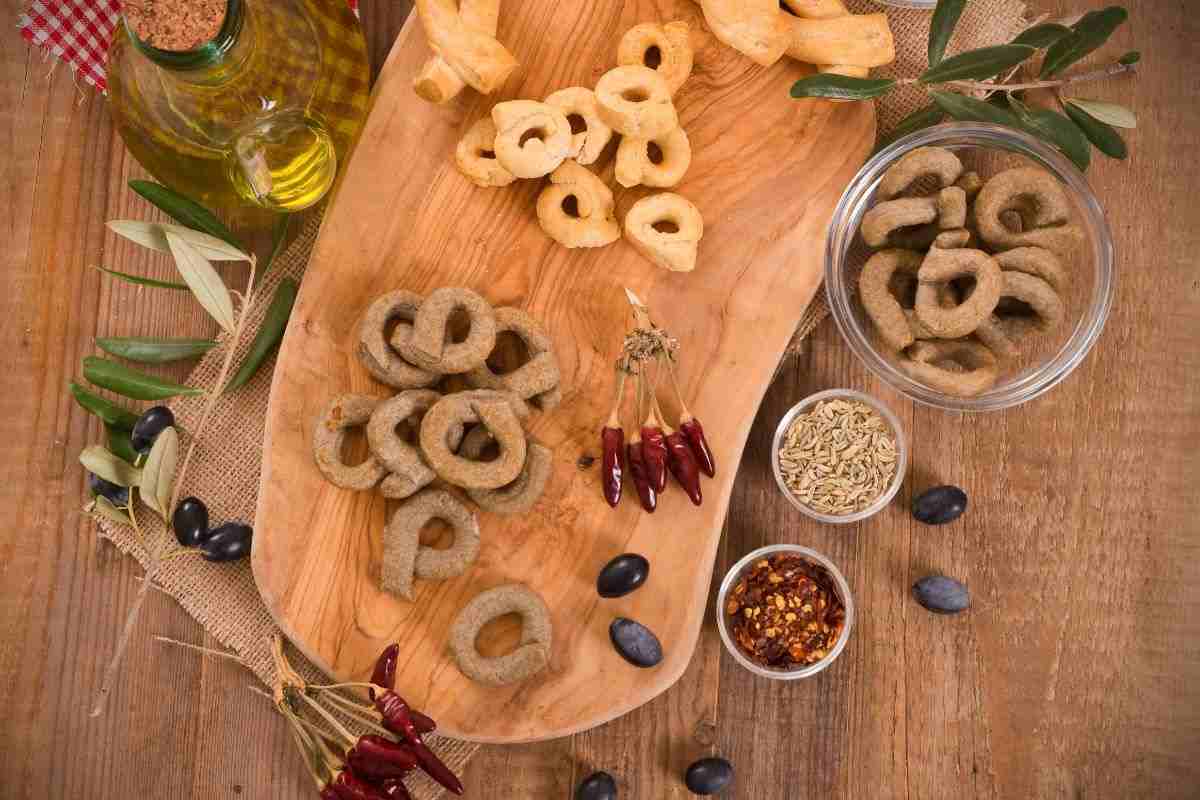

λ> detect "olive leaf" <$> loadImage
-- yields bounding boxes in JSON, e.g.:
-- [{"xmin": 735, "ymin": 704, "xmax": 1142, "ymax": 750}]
[
  {"xmin": 128, "ymin": 180, "xmax": 245, "ymax": 251},
  {"xmin": 1118, "ymin": 50, "xmax": 1140, "ymax": 65},
  {"xmin": 96, "ymin": 336, "xmax": 217, "ymax": 364},
  {"xmin": 919, "ymin": 44, "xmax": 1036, "ymax": 83},
  {"xmin": 96, "ymin": 266, "xmax": 188, "ymax": 291},
  {"xmin": 165, "ymin": 230, "xmax": 238, "ymax": 333},
  {"xmin": 87, "ymin": 496, "xmax": 132, "ymax": 526},
  {"xmin": 80, "ymin": 444, "xmax": 142, "ymax": 488},
  {"xmin": 1040, "ymin": 6, "xmax": 1128, "ymax": 77},
  {"xmin": 106, "ymin": 424, "xmax": 141, "ymax": 465},
  {"xmin": 875, "ymin": 104, "xmax": 946, "ymax": 153},
  {"xmin": 70, "ymin": 381, "xmax": 140, "ymax": 430},
  {"xmin": 1009, "ymin": 96, "xmax": 1091, "ymax": 171},
  {"xmin": 107, "ymin": 221, "xmax": 250, "ymax": 262},
  {"xmin": 790, "ymin": 75, "xmax": 896, "ymax": 100},
  {"xmin": 83, "ymin": 356, "xmax": 204, "ymax": 401},
  {"xmin": 1063, "ymin": 102, "xmax": 1127, "ymax": 159},
  {"xmin": 257, "ymin": 213, "xmax": 292, "ymax": 286},
  {"xmin": 1012, "ymin": 23, "xmax": 1072, "ymax": 49},
  {"xmin": 226, "ymin": 278, "xmax": 298, "ymax": 392},
  {"xmin": 929, "ymin": 90, "xmax": 1022, "ymax": 127},
  {"xmin": 1065, "ymin": 97, "xmax": 1136, "ymax": 128},
  {"xmin": 927, "ymin": 0, "xmax": 967, "ymax": 67},
  {"xmin": 138, "ymin": 426, "xmax": 179, "ymax": 519}
]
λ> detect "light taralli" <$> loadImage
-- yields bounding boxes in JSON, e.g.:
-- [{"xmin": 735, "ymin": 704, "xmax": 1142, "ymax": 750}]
[
  {"xmin": 491, "ymin": 100, "xmax": 575, "ymax": 179},
  {"xmin": 381, "ymin": 489, "xmax": 480, "ymax": 600},
  {"xmin": 616, "ymin": 21, "xmax": 693, "ymax": 96},
  {"xmin": 543, "ymin": 87, "xmax": 613, "ymax": 166},
  {"xmin": 413, "ymin": 0, "xmax": 501, "ymax": 103},
  {"xmin": 412, "ymin": 0, "xmax": 518, "ymax": 96},
  {"xmin": 699, "ymin": 0, "xmax": 790, "ymax": 66},
  {"xmin": 616, "ymin": 127, "xmax": 691, "ymax": 189},
  {"xmin": 535, "ymin": 160, "xmax": 620, "ymax": 248},
  {"xmin": 594, "ymin": 65, "xmax": 678, "ymax": 139},
  {"xmin": 455, "ymin": 117, "xmax": 516, "ymax": 188},
  {"xmin": 623, "ymin": 192, "xmax": 704, "ymax": 273},
  {"xmin": 312, "ymin": 394, "xmax": 387, "ymax": 491},
  {"xmin": 449, "ymin": 584, "xmax": 552, "ymax": 686}
]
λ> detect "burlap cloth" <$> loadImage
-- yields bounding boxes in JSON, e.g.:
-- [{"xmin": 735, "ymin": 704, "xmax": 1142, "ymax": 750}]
[{"xmin": 95, "ymin": 2, "xmax": 1025, "ymax": 795}]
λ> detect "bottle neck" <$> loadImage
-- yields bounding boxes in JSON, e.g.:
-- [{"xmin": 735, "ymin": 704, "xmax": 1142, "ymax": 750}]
[{"xmin": 126, "ymin": 0, "xmax": 249, "ymax": 75}]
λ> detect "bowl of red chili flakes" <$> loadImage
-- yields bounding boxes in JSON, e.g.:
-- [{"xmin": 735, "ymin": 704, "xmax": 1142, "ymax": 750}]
[{"xmin": 716, "ymin": 544, "xmax": 853, "ymax": 679}]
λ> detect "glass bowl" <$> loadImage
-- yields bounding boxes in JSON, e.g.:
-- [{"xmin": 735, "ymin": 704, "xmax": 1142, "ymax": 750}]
[
  {"xmin": 824, "ymin": 122, "xmax": 1115, "ymax": 411},
  {"xmin": 771, "ymin": 389, "xmax": 908, "ymax": 524},
  {"xmin": 715, "ymin": 544, "xmax": 855, "ymax": 680}
]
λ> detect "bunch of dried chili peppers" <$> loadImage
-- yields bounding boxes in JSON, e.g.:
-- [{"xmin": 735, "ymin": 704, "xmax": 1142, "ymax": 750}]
[
  {"xmin": 600, "ymin": 290, "xmax": 716, "ymax": 512},
  {"xmin": 269, "ymin": 636, "xmax": 463, "ymax": 800}
]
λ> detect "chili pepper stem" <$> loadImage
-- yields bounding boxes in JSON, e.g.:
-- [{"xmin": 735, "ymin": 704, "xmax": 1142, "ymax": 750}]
[
  {"xmin": 310, "ymin": 681, "xmax": 389, "ymax": 694},
  {"xmin": 605, "ymin": 361, "xmax": 629, "ymax": 429},
  {"xmin": 319, "ymin": 691, "xmax": 395, "ymax": 739},
  {"xmin": 661, "ymin": 352, "xmax": 693, "ymax": 422},
  {"xmin": 297, "ymin": 689, "xmax": 359, "ymax": 749}
]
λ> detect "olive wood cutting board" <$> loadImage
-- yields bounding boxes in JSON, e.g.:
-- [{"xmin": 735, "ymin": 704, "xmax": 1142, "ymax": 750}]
[{"xmin": 252, "ymin": 1, "xmax": 874, "ymax": 743}]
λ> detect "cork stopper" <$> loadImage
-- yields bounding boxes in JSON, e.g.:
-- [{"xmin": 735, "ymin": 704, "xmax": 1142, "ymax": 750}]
[{"xmin": 123, "ymin": 0, "xmax": 227, "ymax": 52}]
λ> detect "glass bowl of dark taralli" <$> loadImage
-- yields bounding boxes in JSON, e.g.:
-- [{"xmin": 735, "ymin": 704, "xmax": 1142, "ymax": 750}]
[{"xmin": 825, "ymin": 122, "xmax": 1115, "ymax": 411}]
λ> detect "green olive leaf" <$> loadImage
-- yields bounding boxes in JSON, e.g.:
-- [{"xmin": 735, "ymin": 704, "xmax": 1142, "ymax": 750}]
[
  {"xmin": 875, "ymin": 104, "xmax": 946, "ymax": 153},
  {"xmin": 1040, "ymin": 6, "xmax": 1128, "ymax": 77},
  {"xmin": 919, "ymin": 44, "xmax": 1037, "ymax": 83},
  {"xmin": 96, "ymin": 336, "xmax": 218, "ymax": 364},
  {"xmin": 106, "ymin": 424, "xmax": 141, "ymax": 465},
  {"xmin": 139, "ymin": 426, "xmax": 179, "ymax": 519},
  {"xmin": 1011, "ymin": 23, "xmax": 1072, "ymax": 49},
  {"xmin": 70, "ymin": 381, "xmax": 140, "ymax": 430},
  {"xmin": 80, "ymin": 444, "xmax": 142, "ymax": 488},
  {"xmin": 226, "ymin": 278, "xmax": 298, "ymax": 392},
  {"xmin": 107, "ymin": 221, "xmax": 250, "ymax": 262},
  {"xmin": 165, "ymin": 231, "xmax": 238, "ymax": 333},
  {"xmin": 83, "ymin": 356, "xmax": 204, "ymax": 401},
  {"xmin": 927, "ymin": 0, "xmax": 967, "ymax": 67},
  {"xmin": 790, "ymin": 75, "xmax": 896, "ymax": 100},
  {"xmin": 87, "ymin": 496, "xmax": 132, "ymax": 526},
  {"xmin": 129, "ymin": 181, "xmax": 244, "ymax": 251},
  {"xmin": 1009, "ymin": 96, "xmax": 1091, "ymax": 171},
  {"xmin": 96, "ymin": 265, "xmax": 189, "ymax": 291},
  {"xmin": 929, "ymin": 90, "xmax": 1022, "ymax": 127},
  {"xmin": 1118, "ymin": 50, "xmax": 1140, "ymax": 65},
  {"xmin": 257, "ymin": 213, "xmax": 292, "ymax": 286},
  {"xmin": 1064, "ymin": 97, "xmax": 1136, "ymax": 129},
  {"xmin": 1063, "ymin": 102, "xmax": 1127, "ymax": 159}
]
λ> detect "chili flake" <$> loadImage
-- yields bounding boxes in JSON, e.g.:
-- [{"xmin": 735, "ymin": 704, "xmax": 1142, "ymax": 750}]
[{"xmin": 725, "ymin": 553, "xmax": 846, "ymax": 669}]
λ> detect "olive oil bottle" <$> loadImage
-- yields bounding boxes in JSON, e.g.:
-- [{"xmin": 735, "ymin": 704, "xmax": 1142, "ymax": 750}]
[{"xmin": 107, "ymin": 0, "xmax": 369, "ymax": 224}]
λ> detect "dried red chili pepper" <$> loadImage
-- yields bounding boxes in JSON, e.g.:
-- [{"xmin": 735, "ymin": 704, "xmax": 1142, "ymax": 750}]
[
  {"xmin": 369, "ymin": 643, "xmax": 399, "ymax": 700},
  {"xmin": 601, "ymin": 425, "xmax": 624, "ymax": 507},
  {"xmin": 626, "ymin": 438, "xmax": 657, "ymax": 512},
  {"xmin": 332, "ymin": 769, "xmax": 390, "ymax": 800},
  {"xmin": 351, "ymin": 735, "xmax": 419, "ymax": 776},
  {"xmin": 680, "ymin": 415, "xmax": 715, "ymax": 477},
  {"xmin": 375, "ymin": 691, "xmax": 464, "ymax": 796},
  {"xmin": 348, "ymin": 749, "xmax": 410, "ymax": 783},
  {"xmin": 320, "ymin": 786, "xmax": 340, "ymax": 800},
  {"xmin": 640, "ymin": 422, "xmax": 668, "ymax": 493},
  {"xmin": 379, "ymin": 778, "xmax": 413, "ymax": 800},
  {"xmin": 410, "ymin": 710, "xmax": 436, "ymax": 735},
  {"xmin": 663, "ymin": 426, "xmax": 702, "ymax": 506}
]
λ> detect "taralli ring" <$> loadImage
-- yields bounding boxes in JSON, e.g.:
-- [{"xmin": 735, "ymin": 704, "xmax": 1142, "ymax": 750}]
[
  {"xmin": 973, "ymin": 271, "xmax": 1066, "ymax": 359},
  {"xmin": 994, "ymin": 246, "xmax": 1068, "ymax": 293},
  {"xmin": 876, "ymin": 146, "xmax": 964, "ymax": 200},
  {"xmin": 392, "ymin": 287, "xmax": 497, "ymax": 374},
  {"xmin": 594, "ymin": 66, "xmax": 678, "ymax": 139},
  {"xmin": 458, "ymin": 427, "xmax": 553, "ymax": 514},
  {"xmin": 860, "ymin": 196, "xmax": 938, "ymax": 248},
  {"xmin": 858, "ymin": 248, "xmax": 924, "ymax": 351},
  {"xmin": 413, "ymin": 0, "xmax": 502, "ymax": 103},
  {"xmin": 544, "ymin": 87, "xmax": 613, "ymax": 166},
  {"xmin": 455, "ymin": 117, "xmax": 516, "ymax": 188},
  {"xmin": 536, "ymin": 160, "xmax": 620, "ymax": 249},
  {"xmin": 616, "ymin": 21, "xmax": 694, "ymax": 96},
  {"xmin": 899, "ymin": 339, "xmax": 1000, "ymax": 398},
  {"xmin": 449, "ymin": 584, "xmax": 552, "ymax": 686},
  {"xmin": 412, "ymin": 0, "xmax": 518, "ymax": 95},
  {"xmin": 465, "ymin": 307, "xmax": 561, "ymax": 402},
  {"xmin": 490, "ymin": 100, "xmax": 574, "ymax": 179},
  {"xmin": 367, "ymin": 390, "xmax": 465, "ymax": 500},
  {"xmin": 381, "ymin": 489, "xmax": 480, "ymax": 600},
  {"xmin": 615, "ymin": 127, "xmax": 691, "ymax": 189},
  {"xmin": 914, "ymin": 245, "xmax": 1003, "ymax": 339},
  {"xmin": 312, "ymin": 394, "xmax": 387, "ymax": 490},
  {"xmin": 356, "ymin": 291, "xmax": 441, "ymax": 390},
  {"xmin": 973, "ymin": 166, "xmax": 1084, "ymax": 256},
  {"xmin": 700, "ymin": 0, "xmax": 790, "ymax": 66},
  {"xmin": 419, "ymin": 393, "xmax": 527, "ymax": 489},
  {"xmin": 624, "ymin": 192, "xmax": 704, "ymax": 273}
]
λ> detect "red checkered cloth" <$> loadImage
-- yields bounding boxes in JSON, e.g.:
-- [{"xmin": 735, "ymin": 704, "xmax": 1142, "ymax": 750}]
[{"xmin": 17, "ymin": 0, "xmax": 358, "ymax": 93}]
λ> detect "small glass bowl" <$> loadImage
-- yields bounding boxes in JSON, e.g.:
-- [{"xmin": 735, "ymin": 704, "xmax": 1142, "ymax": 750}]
[
  {"xmin": 715, "ymin": 544, "xmax": 855, "ymax": 680},
  {"xmin": 825, "ymin": 122, "xmax": 1115, "ymax": 411},
  {"xmin": 771, "ymin": 389, "xmax": 908, "ymax": 524}
]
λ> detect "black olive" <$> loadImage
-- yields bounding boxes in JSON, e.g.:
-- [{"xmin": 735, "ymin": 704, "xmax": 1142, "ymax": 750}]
[
  {"xmin": 131, "ymin": 405, "xmax": 175, "ymax": 453},
  {"xmin": 609, "ymin": 618, "xmax": 663, "ymax": 668},
  {"xmin": 201, "ymin": 522, "xmax": 253, "ymax": 562},
  {"xmin": 912, "ymin": 575, "xmax": 970, "ymax": 614},
  {"xmin": 684, "ymin": 757, "xmax": 734, "ymax": 795},
  {"xmin": 574, "ymin": 771, "xmax": 618, "ymax": 800},
  {"xmin": 912, "ymin": 485, "xmax": 968, "ymax": 525},
  {"xmin": 172, "ymin": 496, "xmax": 210, "ymax": 547},
  {"xmin": 597, "ymin": 553, "xmax": 650, "ymax": 598},
  {"xmin": 88, "ymin": 472, "xmax": 129, "ymax": 507}
]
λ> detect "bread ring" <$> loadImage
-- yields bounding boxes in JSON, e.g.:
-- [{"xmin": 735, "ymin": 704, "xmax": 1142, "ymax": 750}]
[
  {"xmin": 973, "ymin": 167, "xmax": 1084, "ymax": 256},
  {"xmin": 993, "ymin": 246, "xmax": 1069, "ymax": 293},
  {"xmin": 877, "ymin": 146, "xmax": 964, "ymax": 201},
  {"xmin": 543, "ymin": 87, "xmax": 614, "ymax": 166},
  {"xmin": 419, "ymin": 393, "xmax": 526, "ymax": 489},
  {"xmin": 458, "ymin": 427, "xmax": 553, "ymax": 514},
  {"xmin": 899, "ymin": 339, "xmax": 999, "ymax": 398},
  {"xmin": 392, "ymin": 287, "xmax": 497, "ymax": 374},
  {"xmin": 535, "ymin": 160, "xmax": 620, "ymax": 249},
  {"xmin": 973, "ymin": 271, "xmax": 1066, "ymax": 358},
  {"xmin": 356, "ymin": 291, "xmax": 441, "ymax": 390},
  {"xmin": 413, "ymin": 0, "xmax": 518, "ymax": 95},
  {"xmin": 785, "ymin": 13, "xmax": 895, "ymax": 67},
  {"xmin": 615, "ymin": 126, "xmax": 691, "ymax": 189},
  {"xmin": 367, "ymin": 390, "xmax": 467, "ymax": 500},
  {"xmin": 413, "ymin": 0, "xmax": 500, "ymax": 103},
  {"xmin": 914, "ymin": 246, "xmax": 1002, "ymax": 339},
  {"xmin": 594, "ymin": 66, "xmax": 678, "ymax": 139},
  {"xmin": 465, "ymin": 307, "xmax": 561, "ymax": 403},
  {"xmin": 312, "ymin": 394, "xmax": 387, "ymax": 491},
  {"xmin": 700, "ymin": 0, "xmax": 790, "ymax": 66},
  {"xmin": 381, "ymin": 489, "xmax": 480, "ymax": 600},
  {"xmin": 858, "ymin": 249, "xmax": 924, "ymax": 351},
  {"xmin": 455, "ymin": 117, "xmax": 516, "ymax": 188},
  {"xmin": 860, "ymin": 197, "xmax": 938, "ymax": 248},
  {"xmin": 616, "ymin": 21, "xmax": 694, "ymax": 96},
  {"xmin": 623, "ymin": 192, "xmax": 704, "ymax": 273},
  {"xmin": 491, "ymin": 100, "xmax": 574, "ymax": 179},
  {"xmin": 449, "ymin": 584, "xmax": 552, "ymax": 686}
]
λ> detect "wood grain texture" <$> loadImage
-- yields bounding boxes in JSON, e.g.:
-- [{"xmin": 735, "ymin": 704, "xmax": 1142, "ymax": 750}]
[
  {"xmin": 251, "ymin": 0, "xmax": 874, "ymax": 743},
  {"xmin": 2, "ymin": 0, "xmax": 1200, "ymax": 797}
]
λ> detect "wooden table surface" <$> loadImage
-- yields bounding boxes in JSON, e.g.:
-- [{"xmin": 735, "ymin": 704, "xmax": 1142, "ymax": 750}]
[{"xmin": 2, "ymin": 1, "xmax": 1197, "ymax": 797}]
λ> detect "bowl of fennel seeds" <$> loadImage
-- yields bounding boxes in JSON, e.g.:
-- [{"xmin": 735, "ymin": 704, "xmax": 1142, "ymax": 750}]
[{"xmin": 771, "ymin": 390, "xmax": 906, "ymax": 524}]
